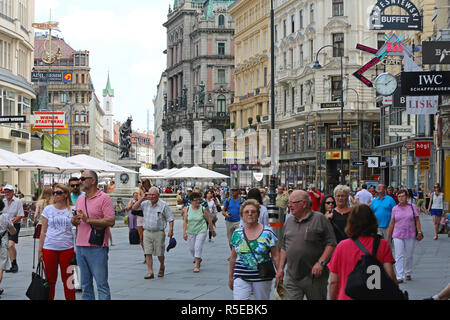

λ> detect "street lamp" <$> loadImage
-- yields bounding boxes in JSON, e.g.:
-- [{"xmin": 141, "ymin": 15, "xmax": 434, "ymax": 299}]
[
  {"xmin": 344, "ymin": 88, "xmax": 360, "ymax": 188},
  {"xmin": 313, "ymin": 45, "xmax": 345, "ymax": 185}
]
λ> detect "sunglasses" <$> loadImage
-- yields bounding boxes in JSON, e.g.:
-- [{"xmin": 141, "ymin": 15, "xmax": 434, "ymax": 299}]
[
  {"xmin": 80, "ymin": 177, "xmax": 93, "ymax": 182},
  {"xmin": 325, "ymin": 201, "xmax": 336, "ymax": 205},
  {"xmin": 53, "ymin": 191, "xmax": 65, "ymax": 196},
  {"xmin": 70, "ymin": 184, "xmax": 80, "ymax": 188}
]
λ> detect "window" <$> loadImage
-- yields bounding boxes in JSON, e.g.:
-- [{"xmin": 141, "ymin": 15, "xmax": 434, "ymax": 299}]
[
  {"xmin": 283, "ymin": 51, "xmax": 287, "ymax": 67},
  {"xmin": 283, "ymin": 19, "xmax": 287, "ymax": 38},
  {"xmin": 218, "ymin": 43, "xmax": 225, "ymax": 56},
  {"xmin": 291, "ymin": 15, "xmax": 295, "ymax": 33},
  {"xmin": 264, "ymin": 67, "xmax": 268, "ymax": 87},
  {"xmin": 289, "ymin": 130, "xmax": 296, "ymax": 153},
  {"xmin": 218, "ymin": 69, "xmax": 225, "ymax": 83},
  {"xmin": 310, "ymin": 4, "xmax": 315, "ymax": 23},
  {"xmin": 275, "ymin": 25, "xmax": 278, "ymax": 42},
  {"xmin": 283, "ymin": 89, "xmax": 287, "ymax": 114},
  {"xmin": 264, "ymin": 31, "xmax": 268, "ymax": 49},
  {"xmin": 307, "ymin": 126, "xmax": 316, "ymax": 150},
  {"xmin": 74, "ymin": 132, "xmax": 79, "ymax": 145},
  {"xmin": 61, "ymin": 93, "xmax": 67, "ymax": 104},
  {"xmin": 291, "ymin": 87, "xmax": 295, "ymax": 113},
  {"xmin": 300, "ymin": 84, "xmax": 304, "ymax": 105},
  {"xmin": 289, "ymin": 48, "xmax": 293, "ymax": 67},
  {"xmin": 217, "ymin": 95, "xmax": 226, "ymax": 112},
  {"xmin": 333, "ymin": 33, "xmax": 344, "ymax": 57},
  {"xmin": 281, "ymin": 131, "xmax": 288, "ymax": 153},
  {"xmin": 327, "ymin": 124, "xmax": 350, "ymax": 149},
  {"xmin": 333, "ymin": 0, "xmax": 344, "ymax": 16},
  {"xmin": 81, "ymin": 132, "xmax": 85, "ymax": 146},
  {"xmin": 299, "ymin": 44, "xmax": 304, "ymax": 66},
  {"xmin": 75, "ymin": 113, "xmax": 80, "ymax": 123},
  {"xmin": 299, "ymin": 10, "xmax": 304, "ymax": 29},
  {"xmin": 297, "ymin": 127, "xmax": 305, "ymax": 152},
  {"xmin": 310, "ymin": 40, "xmax": 314, "ymax": 62},
  {"xmin": 218, "ymin": 14, "xmax": 225, "ymax": 27},
  {"xmin": 331, "ymin": 76, "xmax": 342, "ymax": 101}
]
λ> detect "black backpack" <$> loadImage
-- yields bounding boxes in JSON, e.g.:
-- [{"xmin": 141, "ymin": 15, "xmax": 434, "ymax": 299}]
[
  {"xmin": 129, "ymin": 228, "xmax": 140, "ymax": 245},
  {"xmin": 345, "ymin": 235, "xmax": 408, "ymax": 300}
]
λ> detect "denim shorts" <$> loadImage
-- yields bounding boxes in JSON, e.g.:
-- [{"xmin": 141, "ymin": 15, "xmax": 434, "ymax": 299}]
[{"xmin": 430, "ymin": 209, "xmax": 443, "ymax": 217}]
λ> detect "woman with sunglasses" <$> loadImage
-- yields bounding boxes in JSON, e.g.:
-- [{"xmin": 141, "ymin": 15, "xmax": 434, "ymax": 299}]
[
  {"xmin": 38, "ymin": 184, "xmax": 76, "ymax": 300},
  {"xmin": 328, "ymin": 185, "xmax": 352, "ymax": 243},
  {"xmin": 319, "ymin": 195, "xmax": 336, "ymax": 219},
  {"xmin": 183, "ymin": 192, "xmax": 216, "ymax": 272}
]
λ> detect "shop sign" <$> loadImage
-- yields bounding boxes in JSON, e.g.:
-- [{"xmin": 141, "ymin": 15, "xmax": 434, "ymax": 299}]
[
  {"xmin": 0, "ymin": 116, "xmax": 26, "ymax": 123},
  {"xmin": 418, "ymin": 158, "xmax": 430, "ymax": 170},
  {"xmin": 326, "ymin": 151, "xmax": 350, "ymax": 160},
  {"xmin": 369, "ymin": 0, "xmax": 422, "ymax": 31},
  {"xmin": 31, "ymin": 112, "xmax": 65, "ymax": 129},
  {"xmin": 406, "ymin": 96, "xmax": 439, "ymax": 115},
  {"xmin": 415, "ymin": 141, "xmax": 431, "ymax": 158},
  {"xmin": 388, "ymin": 125, "xmax": 413, "ymax": 137},
  {"xmin": 368, "ymin": 157, "xmax": 379, "ymax": 168},
  {"xmin": 401, "ymin": 71, "xmax": 450, "ymax": 96},
  {"xmin": 422, "ymin": 41, "xmax": 450, "ymax": 65}
]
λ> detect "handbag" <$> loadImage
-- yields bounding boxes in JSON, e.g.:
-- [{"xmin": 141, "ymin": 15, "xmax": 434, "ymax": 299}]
[
  {"xmin": 33, "ymin": 224, "xmax": 42, "ymax": 239},
  {"xmin": 25, "ymin": 260, "xmax": 49, "ymax": 300},
  {"xmin": 131, "ymin": 210, "xmax": 144, "ymax": 217},
  {"xmin": 242, "ymin": 230, "xmax": 276, "ymax": 279},
  {"xmin": 85, "ymin": 198, "xmax": 106, "ymax": 246},
  {"xmin": 411, "ymin": 204, "xmax": 423, "ymax": 241}
]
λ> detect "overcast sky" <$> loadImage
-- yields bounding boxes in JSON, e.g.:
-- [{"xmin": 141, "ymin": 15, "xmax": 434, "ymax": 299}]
[{"xmin": 35, "ymin": 0, "xmax": 172, "ymax": 133}]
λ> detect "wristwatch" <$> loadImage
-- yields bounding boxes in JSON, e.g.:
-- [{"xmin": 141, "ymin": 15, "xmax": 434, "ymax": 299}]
[{"xmin": 318, "ymin": 260, "xmax": 327, "ymax": 267}]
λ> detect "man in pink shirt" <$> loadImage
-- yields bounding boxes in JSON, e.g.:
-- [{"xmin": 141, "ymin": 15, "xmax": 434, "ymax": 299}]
[{"xmin": 71, "ymin": 170, "xmax": 115, "ymax": 300}]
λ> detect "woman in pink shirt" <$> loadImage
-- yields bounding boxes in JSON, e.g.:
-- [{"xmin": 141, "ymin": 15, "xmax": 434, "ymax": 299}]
[
  {"xmin": 387, "ymin": 189, "xmax": 423, "ymax": 283},
  {"xmin": 328, "ymin": 205, "xmax": 397, "ymax": 300}
]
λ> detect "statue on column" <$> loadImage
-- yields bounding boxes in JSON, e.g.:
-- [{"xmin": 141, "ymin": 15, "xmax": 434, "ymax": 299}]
[{"xmin": 119, "ymin": 116, "xmax": 133, "ymax": 159}]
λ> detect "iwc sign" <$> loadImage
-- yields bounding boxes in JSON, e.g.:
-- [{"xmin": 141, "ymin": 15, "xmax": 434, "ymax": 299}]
[{"xmin": 369, "ymin": 0, "xmax": 422, "ymax": 31}]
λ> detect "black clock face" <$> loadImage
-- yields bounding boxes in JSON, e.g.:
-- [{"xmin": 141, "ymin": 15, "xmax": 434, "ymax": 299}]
[{"xmin": 120, "ymin": 173, "xmax": 129, "ymax": 184}]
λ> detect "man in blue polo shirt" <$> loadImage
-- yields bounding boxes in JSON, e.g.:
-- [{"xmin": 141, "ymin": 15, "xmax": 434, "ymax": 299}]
[
  {"xmin": 222, "ymin": 187, "xmax": 244, "ymax": 250},
  {"xmin": 370, "ymin": 183, "xmax": 396, "ymax": 240}
]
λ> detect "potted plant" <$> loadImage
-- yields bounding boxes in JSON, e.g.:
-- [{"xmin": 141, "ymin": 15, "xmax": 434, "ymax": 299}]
[
  {"xmin": 230, "ymin": 122, "xmax": 235, "ymax": 129},
  {"xmin": 248, "ymin": 117, "xmax": 253, "ymax": 125},
  {"xmin": 256, "ymin": 114, "xmax": 261, "ymax": 123}
]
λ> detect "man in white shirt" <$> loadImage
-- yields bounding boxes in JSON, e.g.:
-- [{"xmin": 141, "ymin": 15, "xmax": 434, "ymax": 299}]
[
  {"xmin": 2, "ymin": 185, "xmax": 24, "ymax": 273},
  {"xmin": 354, "ymin": 184, "xmax": 373, "ymax": 205}
]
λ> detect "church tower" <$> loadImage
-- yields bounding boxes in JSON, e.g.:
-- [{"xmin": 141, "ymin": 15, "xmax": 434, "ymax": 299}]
[{"xmin": 102, "ymin": 72, "xmax": 115, "ymax": 142}]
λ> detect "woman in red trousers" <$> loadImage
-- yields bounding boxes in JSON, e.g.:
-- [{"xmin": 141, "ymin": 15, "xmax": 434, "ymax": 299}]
[{"xmin": 38, "ymin": 184, "xmax": 76, "ymax": 300}]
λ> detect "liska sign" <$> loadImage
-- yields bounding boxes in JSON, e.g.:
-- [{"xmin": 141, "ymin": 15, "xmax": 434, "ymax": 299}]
[{"xmin": 369, "ymin": 0, "xmax": 422, "ymax": 31}]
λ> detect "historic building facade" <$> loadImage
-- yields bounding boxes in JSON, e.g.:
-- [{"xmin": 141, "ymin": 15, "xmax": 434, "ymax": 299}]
[
  {"xmin": 273, "ymin": 0, "xmax": 381, "ymax": 193},
  {"xmin": 154, "ymin": 73, "xmax": 167, "ymax": 169},
  {"xmin": 162, "ymin": 0, "xmax": 235, "ymax": 175},
  {"xmin": 33, "ymin": 35, "xmax": 94, "ymax": 157},
  {"xmin": 229, "ymin": 0, "xmax": 271, "ymax": 187},
  {"xmin": 0, "ymin": 0, "xmax": 35, "ymax": 197}
]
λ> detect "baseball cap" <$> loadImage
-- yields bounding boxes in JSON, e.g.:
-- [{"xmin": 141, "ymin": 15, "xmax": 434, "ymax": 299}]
[
  {"xmin": 166, "ymin": 237, "xmax": 177, "ymax": 252},
  {"xmin": 186, "ymin": 188, "xmax": 193, "ymax": 192},
  {"xmin": 3, "ymin": 185, "xmax": 14, "ymax": 191}
]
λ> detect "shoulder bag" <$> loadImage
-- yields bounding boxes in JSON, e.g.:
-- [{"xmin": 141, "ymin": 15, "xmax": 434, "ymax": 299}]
[
  {"xmin": 85, "ymin": 198, "xmax": 106, "ymax": 246},
  {"xmin": 242, "ymin": 229, "xmax": 276, "ymax": 279},
  {"xmin": 411, "ymin": 204, "xmax": 423, "ymax": 241},
  {"xmin": 25, "ymin": 260, "xmax": 49, "ymax": 300}
]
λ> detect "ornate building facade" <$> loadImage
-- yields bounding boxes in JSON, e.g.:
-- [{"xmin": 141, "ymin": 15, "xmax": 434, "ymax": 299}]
[{"xmin": 162, "ymin": 0, "xmax": 236, "ymax": 175}]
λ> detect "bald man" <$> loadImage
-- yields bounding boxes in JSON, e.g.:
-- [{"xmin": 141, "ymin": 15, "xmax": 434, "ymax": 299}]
[{"xmin": 276, "ymin": 190, "xmax": 336, "ymax": 300}]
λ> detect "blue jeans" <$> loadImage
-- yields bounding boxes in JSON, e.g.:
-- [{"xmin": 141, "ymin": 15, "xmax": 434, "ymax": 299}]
[{"xmin": 76, "ymin": 246, "xmax": 111, "ymax": 300}]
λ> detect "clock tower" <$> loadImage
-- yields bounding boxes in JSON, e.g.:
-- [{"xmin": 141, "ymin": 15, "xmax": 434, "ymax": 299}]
[{"xmin": 102, "ymin": 72, "xmax": 115, "ymax": 142}]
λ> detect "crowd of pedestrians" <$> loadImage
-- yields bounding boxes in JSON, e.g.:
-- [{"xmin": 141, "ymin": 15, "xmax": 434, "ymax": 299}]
[{"xmin": 0, "ymin": 177, "xmax": 448, "ymax": 301}]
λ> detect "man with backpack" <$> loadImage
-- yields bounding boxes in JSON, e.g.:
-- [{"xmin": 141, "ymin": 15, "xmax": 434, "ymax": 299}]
[{"xmin": 222, "ymin": 187, "xmax": 244, "ymax": 250}]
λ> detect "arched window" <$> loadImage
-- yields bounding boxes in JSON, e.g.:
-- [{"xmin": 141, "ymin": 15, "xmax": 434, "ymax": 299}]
[
  {"xmin": 217, "ymin": 95, "xmax": 226, "ymax": 112},
  {"xmin": 74, "ymin": 132, "xmax": 80, "ymax": 145},
  {"xmin": 81, "ymin": 132, "xmax": 85, "ymax": 146},
  {"xmin": 218, "ymin": 15, "xmax": 225, "ymax": 27},
  {"xmin": 86, "ymin": 131, "xmax": 89, "ymax": 145}
]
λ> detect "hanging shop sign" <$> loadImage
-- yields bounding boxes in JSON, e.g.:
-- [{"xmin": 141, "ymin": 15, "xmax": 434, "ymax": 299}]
[
  {"xmin": 388, "ymin": 125, "xmax": 414, "ymax": 137},
  {"xmin": 415, "ymin": 141, "xmax": 431, "ymax": 158},
  {"xmin": 406, "ymin": 96, "xmax": 439, "ymax": 115},
  {"xmin": 31, "ymin": 112, "xmax": 65, "ymax": 129},
  {"xmin": 0, "ymin": 116, "xmax": 26, "ymax": 124},
  {"xmin": 401, "ymin": 71, "xmax": 450, "ymax": 96},
  {"xmin": 422, "ymin": 41, "xmax": 450, "ymax": 65},
  {"xmin": 369, "ymin": 0, "xmax": 422, "ymax": 31},
  {"xmin": 368, "ymin": 157, "xmax": 379, "ymax": 168}
]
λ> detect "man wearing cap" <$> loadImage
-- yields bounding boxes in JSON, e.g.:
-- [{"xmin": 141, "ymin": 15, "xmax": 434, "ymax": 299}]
[
  {"xmin": 2, "ymin": 185, "xmax": 24, "ymax": 273},
  {"xmin": 133, "ymin": 187, "xmax": 174, "ymax": 279}
]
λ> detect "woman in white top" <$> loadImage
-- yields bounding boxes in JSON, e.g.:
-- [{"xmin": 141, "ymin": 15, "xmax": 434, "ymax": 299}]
[
  {"xmin": 205, "ymin": 190, "xmax": 218, "ymax": 242},
  {"xmin": 38, "ymin": 184, "xmax": 75, "ymax": 300},
  {"xmin": 428, "ymin": 184, "xmax": 444, "ymax": 240}
]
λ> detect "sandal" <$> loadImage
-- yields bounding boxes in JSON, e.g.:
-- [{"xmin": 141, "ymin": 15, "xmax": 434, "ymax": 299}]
[
  {"xmin": 158, "ymin": 267, "xmax": 165, "ymax": 278},
  {"xmin": 193, "ymin": 266, "xmax": 200, "ymax": 273},
  {"xmin": 144, "ymin": 273, "xmax": 154, "ymax": 279},
  {"xmin": 433, "ymin": 235, "xmax": 438, "ymax": 240}
]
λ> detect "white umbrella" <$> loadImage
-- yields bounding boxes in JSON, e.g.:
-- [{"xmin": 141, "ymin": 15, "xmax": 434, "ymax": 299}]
[
  {"xmin": 68, "ymin": 154, "xmax": 137, "ymax": 174},
  {"xmin": 168, "ymin": 166, "xmax": 229, "ymax": 179},
  {"xmin": 21, "ymin": 150, "xmax": 86, "ymax": 173},
  {"xmin": 163, "ymin": 167, "xmax": 189, "ymax": 178},
  {"xmin": 139, "ymin": 167, "xmax": 163, "ymax": 178},
  {"xmin": 0, "ymin": 148, "xmax": 57, "ymax": 171}
]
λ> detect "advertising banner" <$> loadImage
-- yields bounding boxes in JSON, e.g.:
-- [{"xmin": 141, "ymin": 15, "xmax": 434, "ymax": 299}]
[
  {"xmin": 43, "ymin": 134, "xmax": 70, "ymax": 154},
  {"xmin": 401, "ymin": 71, "xmax": 450, "ymax": 96},
  {"xmin": 422, "ymin": 41, "xmax": 450, "ymax": 64},
  {"xmin": 406, "ymin": 96, "xmax": 439, "ymax": 115}
]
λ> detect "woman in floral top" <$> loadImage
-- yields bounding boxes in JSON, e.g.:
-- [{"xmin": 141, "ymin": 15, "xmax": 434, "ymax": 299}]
[{"xmin": 228, "ymin": 199, "xmax": 279, "ymax": 300}]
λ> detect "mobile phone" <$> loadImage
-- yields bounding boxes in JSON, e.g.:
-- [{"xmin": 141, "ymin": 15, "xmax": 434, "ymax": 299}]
[{"xmin": 72, "ymin": 209, "xmax": 77, "ymax": 216}]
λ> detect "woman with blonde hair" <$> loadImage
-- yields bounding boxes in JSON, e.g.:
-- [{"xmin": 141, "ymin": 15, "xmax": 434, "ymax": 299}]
[
  {"xmin": 32, "ymin": 187, "xmax": 53, "ymax": 238},
  {"xmin": 38, "ymin": 184, "xmax": 75, "ymax": 300}
]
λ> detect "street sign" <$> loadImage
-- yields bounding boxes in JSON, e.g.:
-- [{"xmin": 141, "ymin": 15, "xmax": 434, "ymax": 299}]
[
  {"xmin": 415, "ymin": 141, "xmax": 431, "ymax": 158},
  {"xmin": 0, "ymin": 116, "xmax": 26, "ymax": 124},
  {"xmin": 31, "ymin": 112, "xmax": 65, "ymax": 129},
  {"xmin": 352, "ymin": 161, "xmax": 365, "ymax": 166},
  {"xmin": 31, "ymin": 71, "xmax": 73, "ymax": 83}
]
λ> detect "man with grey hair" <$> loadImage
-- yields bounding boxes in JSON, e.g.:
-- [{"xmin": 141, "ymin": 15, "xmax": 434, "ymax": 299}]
[
  {"xmin": 276, "ymin": 190, "xmax": 336, "ymax": 300},
  {"xmin": 71, "ymin": 170, "xmax": 115, "ymax": 300},
  {"xmin": 133, "ymin": 186, "xmax": 174, "ymax": 279}
]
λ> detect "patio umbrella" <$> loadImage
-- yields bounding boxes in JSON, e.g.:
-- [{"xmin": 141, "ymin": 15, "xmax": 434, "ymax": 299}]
[
  {"xmin": 139, "ymin": 167, "xmax": 164, "ymax": 179},
  {"xmin": 20, "ymin": 150, "xmax": 86, "ymax": 173},
  {"xmin": 0, "ymin": 148, "xmax": 57, "ymax": 171},
  {"xmin": 167, "ymin": 166, "xmax": 229, "ymax": 179},
  {"xmin": 68, "ymin": 154, "xmax": 137, "ymax": 174}
]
